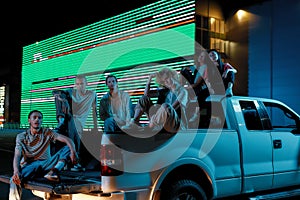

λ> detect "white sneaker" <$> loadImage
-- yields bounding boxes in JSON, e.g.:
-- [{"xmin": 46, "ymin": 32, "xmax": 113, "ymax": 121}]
[
  {"xmin": 189, "ymin": 113, "xmax": 199, "ymax": 123},
  {"xmin": 70, "ymin": 163, "xmax": 85, "ymax": 172},
  {"xmin": 44, "ymin": 169, "xmax": 60, "ymax": 182},
  {"xmin": 121, "ymin": 120, "xmax": 141, "ymax": 130}
]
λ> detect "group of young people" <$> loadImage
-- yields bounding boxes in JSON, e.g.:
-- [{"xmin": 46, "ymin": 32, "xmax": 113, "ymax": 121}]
[{"xmin": 9, "ymin": 48, "xmax": 236, "ymax": 200}]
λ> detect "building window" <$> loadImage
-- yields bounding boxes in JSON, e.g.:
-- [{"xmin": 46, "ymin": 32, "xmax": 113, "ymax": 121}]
[{"xmin": 196, "ymin": 15, "xmax": 227, "ymax": 53}]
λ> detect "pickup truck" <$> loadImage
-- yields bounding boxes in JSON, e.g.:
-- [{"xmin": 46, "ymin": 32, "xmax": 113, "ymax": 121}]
[{"xmin": 1, "ymin": 95, "xmax": 300, "ymax": 200}]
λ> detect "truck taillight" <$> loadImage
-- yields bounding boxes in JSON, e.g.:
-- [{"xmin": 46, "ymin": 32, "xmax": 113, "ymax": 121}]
[{"xmin": 100, "ymin": 144, "xmax": 123, "ymax": 176}]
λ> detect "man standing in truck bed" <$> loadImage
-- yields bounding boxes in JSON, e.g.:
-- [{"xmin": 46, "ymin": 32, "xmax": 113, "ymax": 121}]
[{"xmin": 53, "ymin": 75, "xmax": 98, "ymax": 171}]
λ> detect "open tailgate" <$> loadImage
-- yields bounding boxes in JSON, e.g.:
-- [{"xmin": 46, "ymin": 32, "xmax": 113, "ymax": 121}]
[{"xmin": 0, "ymin": 170, "xmax": 102, "ymax": 195}]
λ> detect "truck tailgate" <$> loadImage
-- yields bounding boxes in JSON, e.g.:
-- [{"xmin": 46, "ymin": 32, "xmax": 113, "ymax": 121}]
[{"xmin": 0, "ymin": 170, "xmax": 102, "ymax": 194}]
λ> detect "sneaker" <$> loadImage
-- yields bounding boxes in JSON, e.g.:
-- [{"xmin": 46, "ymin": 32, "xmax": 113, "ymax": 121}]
[
  {"xmin": 44, "ymin": 169, "xmax": 60, "ymax": 182},
  {"xmin": 189, "ymin": 113, "xmax": 199, "ymax": 123},
  {"xmin": 121, "ymin": 120, "xmax": 142, "ymax": 130},
  {"xmin": 70, "ymin": 163, "xmax": 85, "ymax": 172},
  {"xmin": 63, "ymin": 163, "xmax": 69, "ymax": 171},
  {"xmin": 225, "ymin": 87, "xmax": 233, "ymax": 97}
]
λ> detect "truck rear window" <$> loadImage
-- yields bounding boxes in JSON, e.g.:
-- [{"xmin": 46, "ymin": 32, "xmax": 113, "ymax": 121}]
[
  {"xmin": 198, "ymin": 102, "xmax": 227, "ymax": 129},
  {"xmin": 239, "ymin": 100, "xmax": 263, "ymax": 130}
]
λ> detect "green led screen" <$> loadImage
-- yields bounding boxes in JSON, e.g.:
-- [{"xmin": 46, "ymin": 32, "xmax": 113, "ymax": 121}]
[{"xmin": 20, "ymin": 0, "xmax": 196, "ymax": 128}]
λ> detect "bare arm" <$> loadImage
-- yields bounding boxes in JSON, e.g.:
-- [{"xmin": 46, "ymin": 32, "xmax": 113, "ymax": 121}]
[
  {"xmin": 172, "ymin": 100, "xmax": 180, "ymax": 110},
  {"xmin": 11, "ymin": 148, "xmax": 22, "ymax": 185},
  {"xmin": 172, "ymin": 86, "xmax": 188, "ymax": 110},
  {"xmin": 125, "ymin": 93, "xmax": 133, "ymax": 125},
  {"xmin": 189, "ymin": 74, "xmax": 204, "ymax": 89},
  {"xmin": 56, "ymin": 134, "xmax": 78, "ymax": 164},
  {"xmin": 188, "ymin": 66, "xmax": 207, "ymax": 90},
  {"xmin": 144, "ymin": 73, "xmax": 157, "ymax": 96}
]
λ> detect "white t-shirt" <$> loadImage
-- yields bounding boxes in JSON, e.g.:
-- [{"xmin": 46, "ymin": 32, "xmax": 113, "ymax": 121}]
[{"xmin": 70, "ymin": 89, "xmax": 97, "ymax": 133}]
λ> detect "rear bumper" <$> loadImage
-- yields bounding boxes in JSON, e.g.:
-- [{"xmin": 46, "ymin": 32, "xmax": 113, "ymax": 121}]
[{"xmin": 32, "ymin": 188, "xmax": 154, "ymax": 200}]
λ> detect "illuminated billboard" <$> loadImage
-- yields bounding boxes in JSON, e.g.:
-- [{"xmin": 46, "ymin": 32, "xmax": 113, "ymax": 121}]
[
  {"xmin": 0, "ymin": 86, "xmax": 5, "ymax": 127},
  {"xmin": 20, "ymin": 0, "xmax": 196, "ymax": 128}
]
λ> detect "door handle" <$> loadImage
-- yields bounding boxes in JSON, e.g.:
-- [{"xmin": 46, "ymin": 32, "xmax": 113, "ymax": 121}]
[{"xmin": 273, "ymin": 140, "xmax": 282, "ymax": 149}]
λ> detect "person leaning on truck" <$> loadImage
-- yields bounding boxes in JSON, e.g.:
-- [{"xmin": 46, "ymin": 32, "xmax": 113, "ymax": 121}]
[
  {"xmin": 99, "ymin": 74, "xmax": 133, "ymax": 132},
  {"xmin": 53, "ymin": 74, "xmax": 98, "ymax": 171},
  {"xmin": 122, "ymin": 67, "xmax": 189, "ymax": 133},
  {"xmin": 9, "ymin": 110, "xmax": 78, "ymax": 200}
]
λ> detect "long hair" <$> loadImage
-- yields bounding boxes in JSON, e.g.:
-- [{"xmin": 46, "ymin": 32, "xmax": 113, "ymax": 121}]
[
  {"xmin": 155, "ymin": 67, "xmax": 179, "ymax": 87},
  {"xmin": 197, "ymin": 49, "xmax": 211, "ymax": 67},
  {"xmin": 207, "ymin": 49, "xmax": 224, "ymax": 72}
]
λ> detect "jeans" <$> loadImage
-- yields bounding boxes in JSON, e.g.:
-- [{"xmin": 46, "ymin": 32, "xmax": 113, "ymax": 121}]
[
  {"xmin": 104, "ymin": 117, "xmax": 124, "ymax": 132},
  {"xmin": 54, "ymin": 95, "xmax": 81, "ymax": 155},
  {"xmin": 9, "ymin": 146, "xmax": 71, "ymax": 200},
  {"xmin": 136, "ymin": 95, "xmax": 183, "ymax": 132}
]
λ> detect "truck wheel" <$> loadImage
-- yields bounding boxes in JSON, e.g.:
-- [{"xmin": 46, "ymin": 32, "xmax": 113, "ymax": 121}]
[{"xmin": 161, "ymin": 179, "xmax": 207, "ymax": 200}]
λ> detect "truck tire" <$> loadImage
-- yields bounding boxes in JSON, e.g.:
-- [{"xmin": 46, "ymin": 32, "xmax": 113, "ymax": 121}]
[{"xmin": 161, "ymin": 179, "xmax": 207, "ymax": 200}]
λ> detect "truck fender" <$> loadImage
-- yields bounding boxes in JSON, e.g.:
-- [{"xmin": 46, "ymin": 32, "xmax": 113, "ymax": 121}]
[{"xmin": 150, "ymin": 157, "xmax": 217, "ymax": 199}]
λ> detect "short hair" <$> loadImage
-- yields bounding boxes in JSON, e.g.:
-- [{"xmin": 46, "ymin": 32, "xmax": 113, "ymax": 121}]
[
  {"xmin": 28, "ymin": 110, "xmax": 43, "ymax": 119},
  {"xmin": 105, "ymin": 75, "xmax": 118, "ymax": 85},
  {"xmin": 76, "ymin": 74, "xmax": 87, "ymax": 82}
]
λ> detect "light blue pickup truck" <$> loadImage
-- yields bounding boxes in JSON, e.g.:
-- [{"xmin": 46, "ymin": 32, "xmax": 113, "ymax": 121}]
[{"xmin": 1, "ymin": 95, "xmax": 300, "ymax": 200}]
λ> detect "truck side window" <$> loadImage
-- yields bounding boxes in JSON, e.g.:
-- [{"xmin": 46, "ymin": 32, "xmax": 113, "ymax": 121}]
[
  {"xmin": 239, "ymin": 101, "xmax": 263, "ymax": 130},
  {"xmin": 263, "ymin": 102, "xmax": 297, "ymax": 130}
]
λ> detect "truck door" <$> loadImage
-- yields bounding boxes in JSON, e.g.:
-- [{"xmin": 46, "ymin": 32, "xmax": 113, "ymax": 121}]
[
  {"xmin": 261, "ymin": 101, "xmax": 300, "ymax": 188},
  {"xmin": 237, "ymin": 100, "xmax": 273, "ymax": 192}
]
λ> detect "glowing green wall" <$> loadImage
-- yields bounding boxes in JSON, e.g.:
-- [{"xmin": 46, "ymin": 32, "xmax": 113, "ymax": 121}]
[{"xmin": 20, "ymin": 0, "xmax": 195, "ymax": 127}]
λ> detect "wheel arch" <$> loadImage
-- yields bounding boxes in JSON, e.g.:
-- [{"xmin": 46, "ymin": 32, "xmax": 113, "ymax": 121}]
[{"xmin": 151, "ymin": 159, "xmax": 216, "ymax": 200}]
